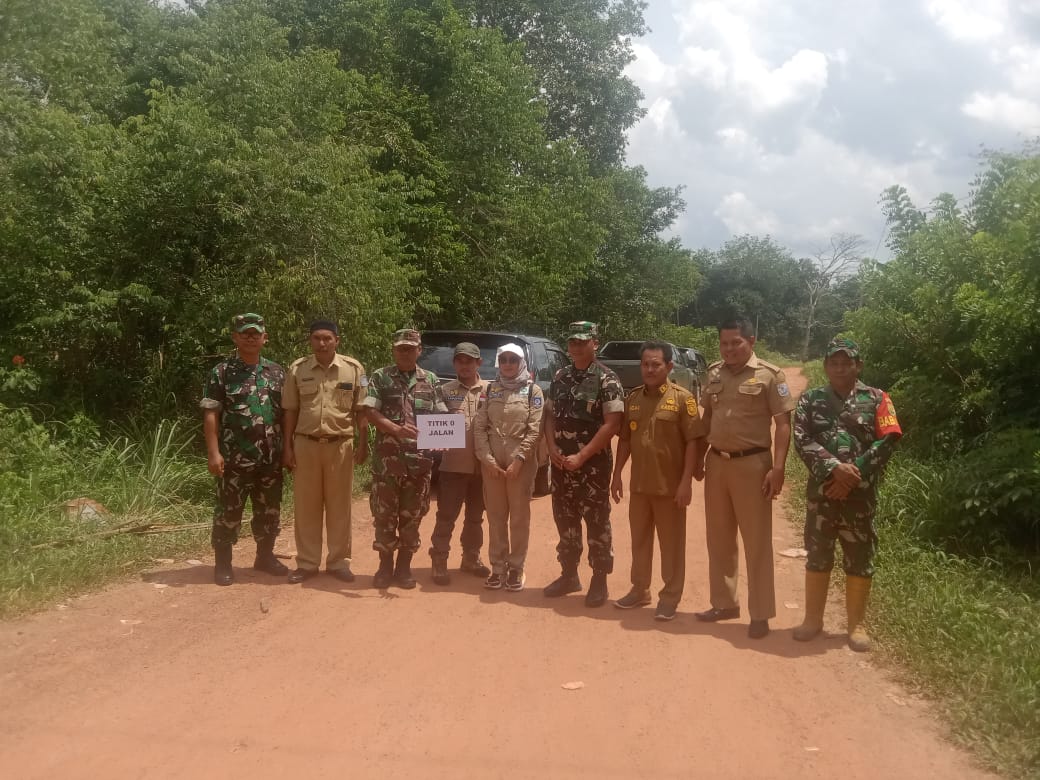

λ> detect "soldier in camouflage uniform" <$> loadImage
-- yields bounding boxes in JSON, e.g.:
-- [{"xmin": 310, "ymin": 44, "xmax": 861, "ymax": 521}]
[
  {"xmin": 200, "ymin": 313, "xmax": 288, "ymax": 586},
  {"xmin": 792, "ymin": 337, "xmax": 902, "ymax": 651},
  {"xmin": 362, "ymin": 329, "xmax": 448, "ymax": 589},
  {"xmin": 543, "ymin": 321, "xmax": 625, "ymax": 607}
]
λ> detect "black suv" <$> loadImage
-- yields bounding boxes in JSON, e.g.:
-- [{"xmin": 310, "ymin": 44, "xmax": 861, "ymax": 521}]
[{"xmin": 417, "ymin": 330, "xmax": 567, "ymax": 495}]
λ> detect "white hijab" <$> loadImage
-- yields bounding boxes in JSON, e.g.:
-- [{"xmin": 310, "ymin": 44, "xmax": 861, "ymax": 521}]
[{"xmin": 495, "ymin": 343, "xmax": 531, "ymax": 391}]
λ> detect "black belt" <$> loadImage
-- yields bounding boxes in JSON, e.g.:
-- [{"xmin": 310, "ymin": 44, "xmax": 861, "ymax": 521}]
[
  {"xmin": 709, "ymin": 446, "xmax": 769, "ymax": 460},
  {"xmin": 296, "ymin": 433, "xmax": 349, "ymax": 444}
]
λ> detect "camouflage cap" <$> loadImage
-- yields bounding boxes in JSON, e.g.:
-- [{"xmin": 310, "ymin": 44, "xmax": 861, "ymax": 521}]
[
  {"xmin": 826, "ymin": 336, "xmax": 861, "ymax": 359},
  {"xmin": 392, "ymin": 328, "xmax": 422, "ymax": 347},
  {"xmin": 567, "ymin": 321, "xmax": 599, "ymax": 341},
  {"xmin": 232, "ymin": 312, "xmax": 265, "ymax": 333},
  {"xmin": 453, "ymin": 342, "xmax": 481, "ymax": 359}
]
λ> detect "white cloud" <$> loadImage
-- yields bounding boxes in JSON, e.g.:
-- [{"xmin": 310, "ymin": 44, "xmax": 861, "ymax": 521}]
[
  {"xmin": 623, "ymin": 0, "xmax": 1035, "ymax": 257},
  {"xmin": 962, "ymin": 92, "xmax": 1040, "ymax": 131},
  {"xmin": 925, "ymin": 0, "xmax": 1008, "ymax": 43}
]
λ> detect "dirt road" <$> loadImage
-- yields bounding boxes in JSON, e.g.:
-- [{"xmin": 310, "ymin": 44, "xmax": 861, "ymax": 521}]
[{"xmin": 0, "ymin": 369, "xmax": 992, "ymax": 779}]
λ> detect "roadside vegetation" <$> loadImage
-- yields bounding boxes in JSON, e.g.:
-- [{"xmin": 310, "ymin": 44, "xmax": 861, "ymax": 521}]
[{"xmin": 0, "ymin": 406, "xmax": 212, "ymax": 616}]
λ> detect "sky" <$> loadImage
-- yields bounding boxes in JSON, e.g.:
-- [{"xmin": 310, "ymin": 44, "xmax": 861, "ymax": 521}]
[{"xmin": 623, "ymin": 0, "xmax": 1040, "ymax": 258}]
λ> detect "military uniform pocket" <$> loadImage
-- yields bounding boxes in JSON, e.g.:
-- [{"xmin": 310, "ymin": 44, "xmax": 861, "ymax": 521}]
[{"xmin": 738, "ymin": 382, "xmax": 764, "ymax": 396}]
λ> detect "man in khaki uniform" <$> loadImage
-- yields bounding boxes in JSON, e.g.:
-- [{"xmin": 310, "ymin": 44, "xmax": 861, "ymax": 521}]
[
  {"xmin": 610, "ymin": 341, "xmax": 707, "ymax": 620},
  {"xmin": 695, "ymin": 318, "xmax": 795, "ymax": 638},
  {"xmin": 429, "ymin": 342, "xmax": 491, "ymax": 585},
  {"xmin": 281, "ymin": 319, "xmax": 368, "ymax": 583}
]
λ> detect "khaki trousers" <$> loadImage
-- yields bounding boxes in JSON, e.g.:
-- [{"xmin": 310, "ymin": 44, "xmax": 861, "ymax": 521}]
[
  {"xmin": 704, "ymin": 450, "xmax": 776, "ymax": 620},
  {"xmin": 481, "ymin": 456, "xmax": 537, "ymax": 575},
  {"xmin": 293, "ymin": 436, "xmax": 354, "ymax": 572},
  {"xmin": 628, "ymin": 492, "xmax": 687, "ymax": 607}
]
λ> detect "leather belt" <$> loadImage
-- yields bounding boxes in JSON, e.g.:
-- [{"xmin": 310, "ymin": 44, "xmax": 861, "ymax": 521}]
[
  {"xmin": 296, "ymin": 433, "xmax": 349, "ymax": 444},
  {"xmin": 709, "ymin": 446, "xmax": 769, "ymax": 459}
]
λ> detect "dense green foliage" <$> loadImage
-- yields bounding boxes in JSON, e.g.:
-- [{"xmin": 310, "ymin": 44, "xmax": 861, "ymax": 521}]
[
  {"xmin": 0, "ymin": 0, "xmax": 693, "ymax": 418},
  {"xmin": 846, "ymin": 149, "xmax": 1040, "ymax": 559}
]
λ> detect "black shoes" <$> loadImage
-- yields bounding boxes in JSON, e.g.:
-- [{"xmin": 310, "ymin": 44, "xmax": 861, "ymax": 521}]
[
  {"xmin": 585, "ymin": 572, "xmax": 609, "ymax": 607},
  {"xmin": 328, "ymin": 566, "xmax": 356, "ymax": 583},
  {"xmin": 614, "ymin": 588, "xmax": 652, "ymax": 609},
  {"xmin": 694, "ymin": 606, "xmax": 741, "ymax": 622},
  {"xmin": 505, "ymin": 568, "xmax": 525, "ymax": 592},
  {"xmin": 393, "ymin": 550, "xmax": 416, "ymax": 589},
  {"xmin": 484, "ymin": 572, "xmax": 504, "ymax": 590},
  {"xmin": 460, "ymin": 554, "xmax": 491, "ymax": 579},
  {"xmin": 654, "ymin": 602, "xmax": 678, "ymax": 621},
  {"xmin": 253, "ymin": 538, "xmax": 288, "ymax": 577},
  {"xmin": 748, "ymin": 619, "xmax": 770, "ymax": 639},
  {"xmin": 372, "ymin": 551, "xmax": 394, "ymax": 589},
  {"xmin": 213, "ymin": 544, "xmax": 234, "ymax": 586},
  {"xmin": 287, "ymin": 568, "xmax": 318, "ymax": 584}
]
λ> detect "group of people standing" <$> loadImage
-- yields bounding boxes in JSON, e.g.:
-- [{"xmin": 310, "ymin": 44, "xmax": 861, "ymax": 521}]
[{"xmin": 202, "ymin": 314, "xmax": 900, "ymax": 651}]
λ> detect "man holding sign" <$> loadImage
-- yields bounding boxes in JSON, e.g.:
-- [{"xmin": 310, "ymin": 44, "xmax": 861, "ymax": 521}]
[
  {"xmin": 363, "ymin": 329, "xmax": 448, "ymax": 589},
  {"xmin": 792, "ymin": 337, "xmax": 902, "ymax": 652}
]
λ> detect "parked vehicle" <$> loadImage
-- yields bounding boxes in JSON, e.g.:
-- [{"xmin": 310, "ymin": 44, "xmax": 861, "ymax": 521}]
[
  {"xmin": 597, "ymin": 341, "xmax": 697, "ymax": 394},
  {"xmin": 416, "ymin": 330, "xmax": 567, "ymax": 495},
  {"xmin": 676, "ymin": 346, "xmax": 709, "ymax": 400}
]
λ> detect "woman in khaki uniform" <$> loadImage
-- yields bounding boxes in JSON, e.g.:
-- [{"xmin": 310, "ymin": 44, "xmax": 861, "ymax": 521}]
[{"xmin": 474, "ymin": 344, "xmax": 544, "ymax": 591}]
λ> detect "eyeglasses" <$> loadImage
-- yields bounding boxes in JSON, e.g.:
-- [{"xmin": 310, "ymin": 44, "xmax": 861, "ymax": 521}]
[{"xmin": 498, "ymin": 355, "xmax": 521, "ymax": 364}]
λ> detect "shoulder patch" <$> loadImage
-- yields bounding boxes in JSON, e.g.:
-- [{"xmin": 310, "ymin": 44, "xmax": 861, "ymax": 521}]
[
  {"xmin": 532, "ymin": 396, "xmax": 543, "ymax": 409},
  {"xmin": 777, "ymin": 382, "xmax": 790, "ymax": 397}
]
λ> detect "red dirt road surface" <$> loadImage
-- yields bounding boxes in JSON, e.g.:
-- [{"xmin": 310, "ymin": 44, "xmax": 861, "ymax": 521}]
[{"xmin": 0, "ymin": 369, "xmax": 994, "ymax": 779}]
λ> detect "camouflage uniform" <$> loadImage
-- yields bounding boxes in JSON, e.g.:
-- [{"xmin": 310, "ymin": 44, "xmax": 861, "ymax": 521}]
[
  {"xmin": 200, "ymin": 355, "xmax": 286, "ymax": 547},
  {"xmin": 362, "ymin": 364, "xmax": 447, "ymax": 553},
  {"xmin": 793, "ymin": 380, "xmax": 902, "ymax": 577},
  {"xmin": 549, "ymin": 357, "xmax": 625, "ymax": 573}
]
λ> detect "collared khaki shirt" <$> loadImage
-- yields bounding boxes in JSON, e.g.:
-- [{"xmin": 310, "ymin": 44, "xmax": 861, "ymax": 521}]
[
  {"xmin": 282, "ymin": 353, "xmax": 367, "ymax": 437},
  {"xmin": 701, "ymin": 353, "xmax": 795, "ymax": 451},
  {"xmin": 621, "ymin": 381, "xmax": 706, "ymax": 496},
  {"xmin": 438, "ymin": 378, "xmax": 487, "ymax": 474}
]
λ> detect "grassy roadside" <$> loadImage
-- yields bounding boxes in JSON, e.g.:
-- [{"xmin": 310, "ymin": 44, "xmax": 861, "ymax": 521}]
[
  {"xmin": 783, "ymin": 363, "xmax": 1040, "ymax": 779},
  {"xmin": 0, "ymin": 403, "xmax": 378, "ymax": 618}
]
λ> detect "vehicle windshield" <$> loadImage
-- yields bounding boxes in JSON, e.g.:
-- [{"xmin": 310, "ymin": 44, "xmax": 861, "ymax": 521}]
[
  {"xmin": 598, "ymin": 342, "xmax": 642, "ymax": 360},
  {"xmin": 417, "ymin": 333, "xmax": 530, "ymax": 380}
]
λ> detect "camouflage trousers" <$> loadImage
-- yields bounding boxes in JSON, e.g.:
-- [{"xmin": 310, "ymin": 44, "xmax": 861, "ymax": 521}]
[
  {"xmin": 212, "ymin": 464, "xmax": 283, "ymax": 547},
  {"xmin": 804, "ymin": 496, "xmax": 878, "ymax": 578},
  {"xmin": 370, "ymin": 472, "xmax": 432, "ymax": 553},
  {"xmin": 551, "ymin": 453, "xmax": 614, "ymax": 573}
]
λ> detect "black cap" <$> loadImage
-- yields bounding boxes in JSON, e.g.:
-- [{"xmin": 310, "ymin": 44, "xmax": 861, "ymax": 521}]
[{"xmin": 309, "ymin": 319, "xmax": 339, "ymax": 336}]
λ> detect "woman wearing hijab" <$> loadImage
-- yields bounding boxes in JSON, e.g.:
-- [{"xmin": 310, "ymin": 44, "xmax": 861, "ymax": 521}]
[{"xmin": 473, "ymin": 343, "xmax": 545, "ymax": 590}]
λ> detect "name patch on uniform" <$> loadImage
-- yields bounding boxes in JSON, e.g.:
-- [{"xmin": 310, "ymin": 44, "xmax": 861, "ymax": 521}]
[
  {"xmin": 777, "ymin": 383, "xmax": 790, "ymax": 397},
  {"xmin": 447, "ymin": 393, "xmax": 465, "ymax": 403},
  {"xmin": 532, "ymin": 397, "xmax": 543, "ymax": 408},
  {"xmin": 337, "ymin": 382, "xmax": 353, "ymax": 390},
  {"xmin": 488, "ymin": 388, "xmax": 504, "ymax": 399}
]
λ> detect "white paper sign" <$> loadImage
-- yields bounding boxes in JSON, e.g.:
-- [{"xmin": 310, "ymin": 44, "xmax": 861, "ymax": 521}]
[{"xmin": 416, "ymin": 414, "xmax": 466, "ymax": 449}]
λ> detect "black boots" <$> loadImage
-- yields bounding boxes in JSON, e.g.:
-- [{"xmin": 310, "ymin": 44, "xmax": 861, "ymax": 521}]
[
  {"xmin": 394, "ymin": 549, "xmax": 416, "ymax": 589},
  {"xmin": 213, "ymin": 543, "xmax": 234, "ymax": 586},
  {"xmin": 373, "ymin": 551, "xmax": 395, "ymax": 589},
  {"xmin": 253, "ymin": 537, "xmax": 288, "ymax": 577},
  {"xmin": 543, "ymin": 563, "xmax": 582, "ymax": 597},
  {"xmin": 431, "ymin": 555, "xmax": 451, "ymax": 586},
  {"xmin": 585, "ymin": 571, "xmax": 609, "ymax": 607}
]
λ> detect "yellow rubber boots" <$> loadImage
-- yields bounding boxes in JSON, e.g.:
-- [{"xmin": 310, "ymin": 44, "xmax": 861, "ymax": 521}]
[
  {"xmin": 793, "ymin": 570, "xmax": 830, "ymax": 641},
  {"xmin": 845, "ymin": 575, "xmax": 873, "ymax": 652}
]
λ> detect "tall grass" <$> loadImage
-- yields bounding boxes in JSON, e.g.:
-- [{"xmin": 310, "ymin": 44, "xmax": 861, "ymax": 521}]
[{"xmin": 0, "ymin": 407, "xmax": 213, "ymax": 616}]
